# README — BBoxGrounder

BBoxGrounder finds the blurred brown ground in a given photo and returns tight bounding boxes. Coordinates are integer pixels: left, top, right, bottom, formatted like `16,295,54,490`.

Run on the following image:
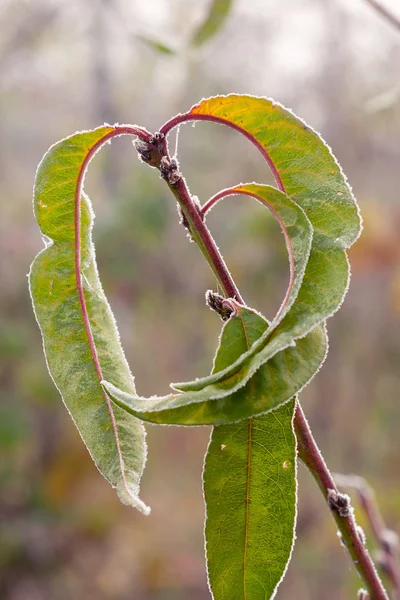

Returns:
0,1,399,598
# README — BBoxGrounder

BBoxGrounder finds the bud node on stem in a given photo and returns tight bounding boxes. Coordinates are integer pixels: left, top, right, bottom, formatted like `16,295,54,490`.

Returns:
206,291,236,321
328,489,352,518
134,132,165,168
160,156,181,185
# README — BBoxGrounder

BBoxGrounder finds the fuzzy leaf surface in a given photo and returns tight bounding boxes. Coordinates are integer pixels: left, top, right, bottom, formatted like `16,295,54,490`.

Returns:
204,400,297,600
30,127,149,513
163,98,361,393
103,184,324,425
103,306,327,425
203,299,297,599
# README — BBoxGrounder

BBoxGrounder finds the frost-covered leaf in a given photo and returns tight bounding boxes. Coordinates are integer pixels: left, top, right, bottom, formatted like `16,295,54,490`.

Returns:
191,0,234,47
103,183,327,425
103,306,327,425
29,127,149,513
159,98,361,393
170,95,360,247
203,298,297,600
204,400,297,600
30,94,363,600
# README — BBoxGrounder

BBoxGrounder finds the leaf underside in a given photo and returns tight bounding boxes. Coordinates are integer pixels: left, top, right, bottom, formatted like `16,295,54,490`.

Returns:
103,308,327,426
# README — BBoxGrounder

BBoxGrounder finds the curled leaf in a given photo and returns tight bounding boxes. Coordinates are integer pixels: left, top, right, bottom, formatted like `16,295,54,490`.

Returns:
103,183,326,425
103,306,327,426
30,127,149,513
159,98,361,393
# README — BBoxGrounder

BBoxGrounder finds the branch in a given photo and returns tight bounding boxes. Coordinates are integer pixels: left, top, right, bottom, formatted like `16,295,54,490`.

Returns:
140,134,390,600
295,407,389,600
334,473,400,599
364,0,400,32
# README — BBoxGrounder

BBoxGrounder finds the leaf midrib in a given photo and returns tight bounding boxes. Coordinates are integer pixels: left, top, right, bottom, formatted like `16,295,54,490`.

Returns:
237,311,252,599
73,130,132,499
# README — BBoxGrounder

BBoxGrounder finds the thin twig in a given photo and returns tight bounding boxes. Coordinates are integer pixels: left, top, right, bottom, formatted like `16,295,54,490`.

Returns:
294,406,389,600
335,473,400,599
143,132,390,599
364,0,400,32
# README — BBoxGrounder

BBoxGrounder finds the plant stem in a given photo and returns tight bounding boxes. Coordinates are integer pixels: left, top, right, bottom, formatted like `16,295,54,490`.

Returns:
295,405,389,600
334,473,400,599
155,139,390,600
166,175,241,302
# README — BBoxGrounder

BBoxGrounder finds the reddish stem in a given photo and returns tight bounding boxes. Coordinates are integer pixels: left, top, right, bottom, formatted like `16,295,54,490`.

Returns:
160,112,285,192
334,474,400,599
157,138,241,301
295,406,389,600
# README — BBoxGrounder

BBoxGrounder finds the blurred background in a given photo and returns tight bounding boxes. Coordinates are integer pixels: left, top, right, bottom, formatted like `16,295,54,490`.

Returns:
1,0,399,598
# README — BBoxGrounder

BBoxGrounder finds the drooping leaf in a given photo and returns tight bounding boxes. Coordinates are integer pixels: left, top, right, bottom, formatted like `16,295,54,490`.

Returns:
204,400,297,600
103,306,327,425
191,0,234,47
29,127,149,513
103,183,327,425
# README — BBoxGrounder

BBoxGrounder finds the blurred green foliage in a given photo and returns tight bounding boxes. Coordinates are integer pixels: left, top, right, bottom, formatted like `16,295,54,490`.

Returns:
0,0,399,598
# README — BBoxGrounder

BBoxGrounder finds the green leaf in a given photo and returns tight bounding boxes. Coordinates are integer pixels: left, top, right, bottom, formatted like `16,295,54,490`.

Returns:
204,400,297,600
191,0,234,47
204,283,297,599
29,127,149,513
103,184,327,425
103,306,327,425
181,95,360,246
104,302,300,597
137,35,177,55
162,98,361,393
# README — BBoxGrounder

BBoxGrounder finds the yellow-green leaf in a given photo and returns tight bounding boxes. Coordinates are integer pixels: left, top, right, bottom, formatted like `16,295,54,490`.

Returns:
30,127,149,513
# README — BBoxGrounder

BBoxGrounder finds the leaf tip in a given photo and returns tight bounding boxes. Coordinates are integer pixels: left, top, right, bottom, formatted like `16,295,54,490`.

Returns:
117,482,151,515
